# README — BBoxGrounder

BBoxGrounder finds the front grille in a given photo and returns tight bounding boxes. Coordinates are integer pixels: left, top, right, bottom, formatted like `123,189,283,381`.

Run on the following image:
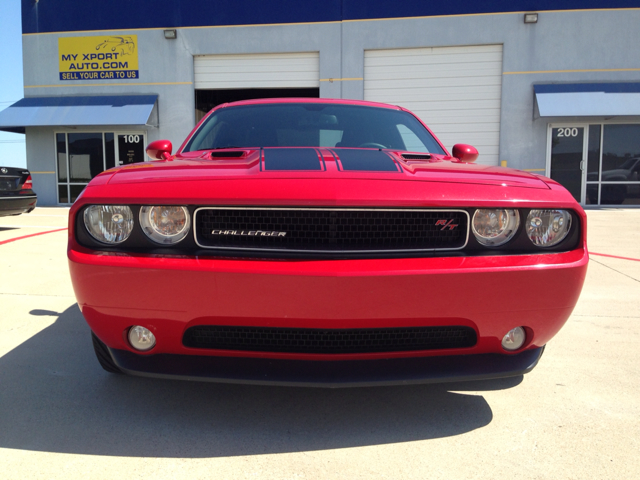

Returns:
183,325,477,354
194,208,468,253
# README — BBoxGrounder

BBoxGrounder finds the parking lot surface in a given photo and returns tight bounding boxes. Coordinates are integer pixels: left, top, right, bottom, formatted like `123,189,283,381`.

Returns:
0,207,638,479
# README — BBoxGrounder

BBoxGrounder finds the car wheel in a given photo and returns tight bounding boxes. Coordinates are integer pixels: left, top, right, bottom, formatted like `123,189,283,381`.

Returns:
91,332,123,374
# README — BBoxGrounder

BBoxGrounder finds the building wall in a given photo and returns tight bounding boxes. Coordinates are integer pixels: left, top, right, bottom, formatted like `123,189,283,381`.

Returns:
25,127,57,202
19,2,640,204
19,0,639,33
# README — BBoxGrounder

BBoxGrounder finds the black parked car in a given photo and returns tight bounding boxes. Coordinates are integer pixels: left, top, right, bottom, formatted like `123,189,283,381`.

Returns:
0,167,37,216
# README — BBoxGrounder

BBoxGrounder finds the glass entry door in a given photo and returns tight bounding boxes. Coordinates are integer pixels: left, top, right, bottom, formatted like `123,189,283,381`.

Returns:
55,131,147,204
548,123,640,205
116,133,146,165
548,125,587,203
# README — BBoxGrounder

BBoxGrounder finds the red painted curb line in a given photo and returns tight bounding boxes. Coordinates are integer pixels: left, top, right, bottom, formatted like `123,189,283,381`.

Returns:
0,227,68,246
591,252,640,263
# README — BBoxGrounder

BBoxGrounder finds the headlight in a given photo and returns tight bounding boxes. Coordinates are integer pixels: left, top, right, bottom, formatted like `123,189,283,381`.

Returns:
140,206,191,244
83,205,134,244
526,209,572,247
471,209,520,246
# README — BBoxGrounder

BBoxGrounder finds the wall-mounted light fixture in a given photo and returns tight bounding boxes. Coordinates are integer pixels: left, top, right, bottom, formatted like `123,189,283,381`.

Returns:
164,29,177,39
524,13,538,24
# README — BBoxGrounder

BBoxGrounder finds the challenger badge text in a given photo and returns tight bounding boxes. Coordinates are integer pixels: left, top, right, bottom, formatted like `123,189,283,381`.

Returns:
211,230,287,237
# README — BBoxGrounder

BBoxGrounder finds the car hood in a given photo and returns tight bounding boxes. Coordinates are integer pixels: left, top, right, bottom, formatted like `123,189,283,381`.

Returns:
105,147,550,190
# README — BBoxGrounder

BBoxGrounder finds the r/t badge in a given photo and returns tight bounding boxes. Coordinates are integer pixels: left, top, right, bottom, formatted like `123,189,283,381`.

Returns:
435,219,459,231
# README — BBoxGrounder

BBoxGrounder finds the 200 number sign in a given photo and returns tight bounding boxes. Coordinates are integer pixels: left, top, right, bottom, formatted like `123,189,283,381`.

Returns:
557,128,579,138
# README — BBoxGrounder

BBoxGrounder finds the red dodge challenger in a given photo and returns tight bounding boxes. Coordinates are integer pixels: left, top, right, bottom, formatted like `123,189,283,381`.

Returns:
68,98,588,387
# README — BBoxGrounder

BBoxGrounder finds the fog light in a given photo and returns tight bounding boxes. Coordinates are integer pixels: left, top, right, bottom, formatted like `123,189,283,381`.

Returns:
501,327,526,351
128,326,156,351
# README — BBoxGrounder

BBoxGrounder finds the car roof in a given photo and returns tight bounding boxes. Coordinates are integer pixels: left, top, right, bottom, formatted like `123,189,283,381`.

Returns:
217,97,401,110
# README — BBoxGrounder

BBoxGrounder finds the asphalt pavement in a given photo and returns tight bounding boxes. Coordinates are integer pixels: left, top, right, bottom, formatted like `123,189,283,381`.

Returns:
0,207,638,479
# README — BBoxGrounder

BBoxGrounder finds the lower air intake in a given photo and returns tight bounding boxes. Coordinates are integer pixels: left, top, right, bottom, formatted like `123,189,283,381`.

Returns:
183,325,477,354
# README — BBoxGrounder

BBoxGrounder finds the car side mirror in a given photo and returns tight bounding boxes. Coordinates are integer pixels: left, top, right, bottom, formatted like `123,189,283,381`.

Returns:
146,140,173,160
452,144,479,163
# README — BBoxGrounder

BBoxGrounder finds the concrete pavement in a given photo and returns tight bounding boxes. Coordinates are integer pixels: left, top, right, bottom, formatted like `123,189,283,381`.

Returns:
0,207,638,479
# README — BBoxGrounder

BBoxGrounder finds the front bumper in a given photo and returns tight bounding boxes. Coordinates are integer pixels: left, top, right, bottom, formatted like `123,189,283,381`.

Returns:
69,245,588,362
109,345,545,387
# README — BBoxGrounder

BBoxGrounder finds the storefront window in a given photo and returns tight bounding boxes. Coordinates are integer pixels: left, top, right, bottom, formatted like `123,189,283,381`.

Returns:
56,131,145,203
56,133,67,183
552,123,640,206
599,125,640,205
68,133,104,183
105,133,116,170
602,125,640,179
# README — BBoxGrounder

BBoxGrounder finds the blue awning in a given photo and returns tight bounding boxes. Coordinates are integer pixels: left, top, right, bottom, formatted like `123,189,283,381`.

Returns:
0,95,158,133
534,83,640,117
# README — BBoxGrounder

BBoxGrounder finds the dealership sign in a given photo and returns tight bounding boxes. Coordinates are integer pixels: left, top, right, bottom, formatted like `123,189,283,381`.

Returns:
58,35,139,81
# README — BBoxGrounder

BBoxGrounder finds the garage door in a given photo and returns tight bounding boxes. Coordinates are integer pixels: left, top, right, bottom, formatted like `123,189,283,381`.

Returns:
364,45,503,165
194,52,320,90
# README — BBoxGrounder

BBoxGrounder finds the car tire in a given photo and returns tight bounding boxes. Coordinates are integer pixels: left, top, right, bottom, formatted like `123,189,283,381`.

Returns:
91,332,123,374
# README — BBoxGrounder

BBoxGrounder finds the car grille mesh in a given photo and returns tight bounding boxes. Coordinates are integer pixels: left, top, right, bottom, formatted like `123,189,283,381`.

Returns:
183,325,477,354
195,208,467,253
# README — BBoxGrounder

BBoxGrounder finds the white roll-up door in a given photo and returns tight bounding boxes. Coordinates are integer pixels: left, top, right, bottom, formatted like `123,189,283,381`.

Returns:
364,45,503,165
194,52,320,90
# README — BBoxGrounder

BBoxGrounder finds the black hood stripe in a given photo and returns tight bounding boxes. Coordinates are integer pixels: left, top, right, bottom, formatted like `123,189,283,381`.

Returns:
260,147,401,173
331,148,401,172
263,148,323,171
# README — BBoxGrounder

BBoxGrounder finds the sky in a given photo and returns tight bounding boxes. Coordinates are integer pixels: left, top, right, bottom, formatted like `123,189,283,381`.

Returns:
0,0,27,168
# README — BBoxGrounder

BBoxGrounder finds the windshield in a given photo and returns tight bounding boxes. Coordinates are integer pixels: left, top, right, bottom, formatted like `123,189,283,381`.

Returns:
184,103,446,154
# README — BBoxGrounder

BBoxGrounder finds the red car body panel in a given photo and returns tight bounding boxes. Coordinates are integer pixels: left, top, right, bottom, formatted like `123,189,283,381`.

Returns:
68,98,588,385
69,247,586,362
